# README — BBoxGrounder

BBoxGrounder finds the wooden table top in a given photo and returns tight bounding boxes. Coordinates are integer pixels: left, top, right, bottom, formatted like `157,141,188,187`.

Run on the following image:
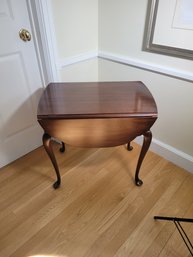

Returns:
37,81,157,119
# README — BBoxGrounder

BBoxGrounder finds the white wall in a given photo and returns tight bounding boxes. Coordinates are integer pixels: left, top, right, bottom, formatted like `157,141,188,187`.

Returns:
49,0,193,172
99,59,193,168
98,0,193,172
98,0,193,73
60,58,98,82
50,0,98,81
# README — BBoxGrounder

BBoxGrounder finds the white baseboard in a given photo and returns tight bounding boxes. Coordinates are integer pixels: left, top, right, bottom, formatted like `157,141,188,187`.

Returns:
98,51,193,82
46,48,193,82
135,136,193,174
58,51,98,69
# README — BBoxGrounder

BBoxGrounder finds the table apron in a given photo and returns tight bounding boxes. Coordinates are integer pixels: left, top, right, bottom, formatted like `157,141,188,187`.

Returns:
38,117,156,148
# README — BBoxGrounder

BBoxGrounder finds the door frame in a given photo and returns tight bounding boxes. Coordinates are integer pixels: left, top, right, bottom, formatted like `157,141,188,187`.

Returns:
27,0,59,84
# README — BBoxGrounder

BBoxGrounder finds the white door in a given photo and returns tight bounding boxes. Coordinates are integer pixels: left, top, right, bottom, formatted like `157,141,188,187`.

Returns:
0,0,44,167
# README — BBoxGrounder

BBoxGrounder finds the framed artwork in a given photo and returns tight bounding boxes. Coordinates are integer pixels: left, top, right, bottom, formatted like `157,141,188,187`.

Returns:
144,0,193,59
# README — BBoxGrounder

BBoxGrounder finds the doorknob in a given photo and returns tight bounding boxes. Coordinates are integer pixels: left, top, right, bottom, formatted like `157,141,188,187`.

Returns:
19,29,31,42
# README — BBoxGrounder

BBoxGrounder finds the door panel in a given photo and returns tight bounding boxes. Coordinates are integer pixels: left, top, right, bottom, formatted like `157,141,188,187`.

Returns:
0,0,13,19
0,53,35,137
0,0,44,167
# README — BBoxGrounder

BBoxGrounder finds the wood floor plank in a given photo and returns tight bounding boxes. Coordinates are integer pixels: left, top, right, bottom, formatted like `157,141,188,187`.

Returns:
113,169,193,257
0,142,192,257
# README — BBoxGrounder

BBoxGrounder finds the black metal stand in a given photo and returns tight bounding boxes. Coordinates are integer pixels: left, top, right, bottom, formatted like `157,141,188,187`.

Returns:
154,216,193,256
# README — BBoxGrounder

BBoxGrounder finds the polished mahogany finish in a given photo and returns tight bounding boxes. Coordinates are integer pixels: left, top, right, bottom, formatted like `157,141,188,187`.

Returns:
38,81,157,119
37,81,157,188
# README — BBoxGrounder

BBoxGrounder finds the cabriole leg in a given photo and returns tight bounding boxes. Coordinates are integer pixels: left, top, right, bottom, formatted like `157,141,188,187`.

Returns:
59,142,65,153
43,133,61,189
135,130,152,186
127,142,133,151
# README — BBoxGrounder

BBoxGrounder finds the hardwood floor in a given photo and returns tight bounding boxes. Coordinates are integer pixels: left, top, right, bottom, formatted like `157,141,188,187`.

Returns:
0,142,192,257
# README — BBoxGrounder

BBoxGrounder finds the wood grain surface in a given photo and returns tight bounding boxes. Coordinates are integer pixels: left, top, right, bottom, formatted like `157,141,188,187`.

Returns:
37,81,157,119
